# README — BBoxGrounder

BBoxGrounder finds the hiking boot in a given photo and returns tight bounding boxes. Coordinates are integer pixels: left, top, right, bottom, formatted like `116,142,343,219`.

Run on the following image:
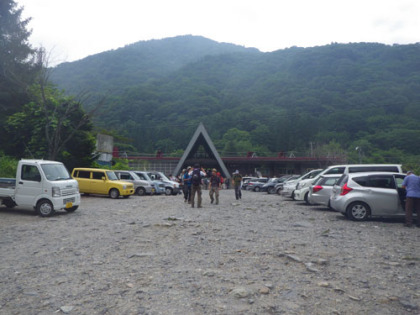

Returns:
211,199,214,204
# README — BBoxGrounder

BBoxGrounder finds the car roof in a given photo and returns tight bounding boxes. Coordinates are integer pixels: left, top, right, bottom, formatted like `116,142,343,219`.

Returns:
346,171,405,177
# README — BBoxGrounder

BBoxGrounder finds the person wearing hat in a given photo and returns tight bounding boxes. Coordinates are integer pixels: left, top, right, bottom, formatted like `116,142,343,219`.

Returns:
402,170,420,227
208,168,221,204
232,170,243,200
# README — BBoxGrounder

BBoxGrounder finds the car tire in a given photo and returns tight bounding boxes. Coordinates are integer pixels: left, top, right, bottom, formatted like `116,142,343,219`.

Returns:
109,188,120,199
165,187,173,196
36,199,55,217
267,187,275,194
254,186,260,192
304,192,311,205
346,201,370,221
136,187,146,196
292,191,296,200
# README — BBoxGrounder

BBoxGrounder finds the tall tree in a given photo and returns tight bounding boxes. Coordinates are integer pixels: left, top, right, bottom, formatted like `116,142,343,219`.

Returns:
0,0,37,113
0,0,38,153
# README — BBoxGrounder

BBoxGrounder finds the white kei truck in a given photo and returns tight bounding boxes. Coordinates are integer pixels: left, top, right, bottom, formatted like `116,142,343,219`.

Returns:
0,159,81,217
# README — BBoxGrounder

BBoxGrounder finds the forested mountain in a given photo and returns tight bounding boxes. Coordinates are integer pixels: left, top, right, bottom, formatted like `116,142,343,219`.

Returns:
50,36,420,163
51,35,259,96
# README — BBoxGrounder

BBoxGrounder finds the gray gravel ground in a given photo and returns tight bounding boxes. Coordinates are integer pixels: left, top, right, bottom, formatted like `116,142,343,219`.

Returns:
0,189,419,315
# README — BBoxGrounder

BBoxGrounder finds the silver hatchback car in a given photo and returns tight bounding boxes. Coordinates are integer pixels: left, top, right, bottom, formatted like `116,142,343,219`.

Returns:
308,175,341,207
330,172,407,221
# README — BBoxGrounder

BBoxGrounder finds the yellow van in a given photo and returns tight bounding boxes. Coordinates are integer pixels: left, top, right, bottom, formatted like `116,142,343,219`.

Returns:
72,168,134,199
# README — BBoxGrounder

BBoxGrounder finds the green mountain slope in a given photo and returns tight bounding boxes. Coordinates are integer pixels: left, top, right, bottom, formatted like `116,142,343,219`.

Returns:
51,35,260,96
50,37,420,161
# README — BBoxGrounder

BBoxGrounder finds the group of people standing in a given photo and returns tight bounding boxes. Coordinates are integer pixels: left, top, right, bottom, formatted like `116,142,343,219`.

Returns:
180,164,243,208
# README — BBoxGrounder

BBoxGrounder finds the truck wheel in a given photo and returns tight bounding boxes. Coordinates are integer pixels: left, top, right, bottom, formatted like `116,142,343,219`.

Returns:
36,200,55,217
3,199,16,208
109,189,120,199
65,206,78,212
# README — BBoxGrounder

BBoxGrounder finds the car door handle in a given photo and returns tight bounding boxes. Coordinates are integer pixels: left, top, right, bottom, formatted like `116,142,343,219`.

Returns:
19,181,23,184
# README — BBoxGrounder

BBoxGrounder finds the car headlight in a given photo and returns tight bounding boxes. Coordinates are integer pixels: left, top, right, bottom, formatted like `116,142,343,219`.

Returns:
52,187,61,197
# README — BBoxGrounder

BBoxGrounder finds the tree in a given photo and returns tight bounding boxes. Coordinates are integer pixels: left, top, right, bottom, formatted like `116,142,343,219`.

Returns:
5,89,96,168
0,0,37,114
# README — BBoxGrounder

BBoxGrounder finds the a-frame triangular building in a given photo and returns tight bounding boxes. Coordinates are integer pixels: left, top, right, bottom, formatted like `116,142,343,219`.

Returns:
173,123,230,179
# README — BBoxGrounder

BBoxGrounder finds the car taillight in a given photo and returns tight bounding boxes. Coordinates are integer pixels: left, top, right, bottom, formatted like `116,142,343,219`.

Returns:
340,183,352,196
312,185,323,193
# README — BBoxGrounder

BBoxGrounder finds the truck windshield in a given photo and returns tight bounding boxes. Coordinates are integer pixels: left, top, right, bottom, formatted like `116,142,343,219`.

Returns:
106,171,118,180
41,164,71,181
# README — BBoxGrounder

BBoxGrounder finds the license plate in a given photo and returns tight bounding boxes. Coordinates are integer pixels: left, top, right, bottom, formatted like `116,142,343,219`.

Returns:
65,202,73,208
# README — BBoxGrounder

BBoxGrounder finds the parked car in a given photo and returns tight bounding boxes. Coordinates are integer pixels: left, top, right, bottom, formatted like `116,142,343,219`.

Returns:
280,169,323,198
114,170,155,196
72,168,134,199
274,175,301,194
308,175,341,207
330,172,407,221
148,171,180,195
294,164,403,204
246,178,269,192
133,171,165,195
262,175,294,194
241,177,258,190
0,159,80,217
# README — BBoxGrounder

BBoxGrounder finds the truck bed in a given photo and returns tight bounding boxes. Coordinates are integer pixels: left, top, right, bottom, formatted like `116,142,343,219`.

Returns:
0,178,16,198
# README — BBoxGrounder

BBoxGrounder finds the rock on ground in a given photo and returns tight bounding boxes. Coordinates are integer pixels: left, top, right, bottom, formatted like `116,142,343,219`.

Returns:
0,190,419,314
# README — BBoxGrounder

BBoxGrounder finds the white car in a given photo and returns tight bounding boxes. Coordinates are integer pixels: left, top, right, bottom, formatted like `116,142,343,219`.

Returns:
280,169,323,198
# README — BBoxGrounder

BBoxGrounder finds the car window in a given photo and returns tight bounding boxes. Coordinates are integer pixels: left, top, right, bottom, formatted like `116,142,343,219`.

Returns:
320,177,339,186
136,173,146,180
324,167,345,175
92,171,105,180
106,171,118,180
119,173,132,180
349,166,400,173
76,170,90,178
367,175,395,189
394,175,405,188
21,165,41,182
352,176,368,187
336,174,349,186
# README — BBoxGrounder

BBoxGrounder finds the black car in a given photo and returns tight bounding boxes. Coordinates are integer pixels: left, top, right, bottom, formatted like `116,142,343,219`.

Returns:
262,175,296,194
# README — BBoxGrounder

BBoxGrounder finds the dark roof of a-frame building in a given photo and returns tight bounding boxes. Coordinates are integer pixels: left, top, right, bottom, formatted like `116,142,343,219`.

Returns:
173,122,230,178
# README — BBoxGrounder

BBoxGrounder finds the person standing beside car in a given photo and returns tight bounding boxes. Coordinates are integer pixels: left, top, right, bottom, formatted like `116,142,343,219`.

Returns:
402,171,420,227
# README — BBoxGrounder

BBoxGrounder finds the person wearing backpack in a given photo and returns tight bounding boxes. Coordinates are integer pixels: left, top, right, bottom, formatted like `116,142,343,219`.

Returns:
208,168,221,204
189,164,206,208
232,170,243,200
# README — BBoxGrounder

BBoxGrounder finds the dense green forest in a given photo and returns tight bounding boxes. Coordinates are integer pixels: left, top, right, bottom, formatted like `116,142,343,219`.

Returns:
51,36,420,167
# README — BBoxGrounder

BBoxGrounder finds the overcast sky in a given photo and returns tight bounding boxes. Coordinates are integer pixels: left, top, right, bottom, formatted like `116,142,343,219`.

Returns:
17,0,420,65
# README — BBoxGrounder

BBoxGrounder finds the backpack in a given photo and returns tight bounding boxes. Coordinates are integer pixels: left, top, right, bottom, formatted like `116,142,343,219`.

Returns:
191,168,201,186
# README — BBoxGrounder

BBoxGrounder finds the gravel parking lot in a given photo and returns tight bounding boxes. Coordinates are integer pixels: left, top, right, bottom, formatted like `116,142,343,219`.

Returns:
0,189,419,315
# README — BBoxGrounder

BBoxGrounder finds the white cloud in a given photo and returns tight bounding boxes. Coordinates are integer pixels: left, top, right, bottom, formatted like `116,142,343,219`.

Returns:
17,0,420,64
